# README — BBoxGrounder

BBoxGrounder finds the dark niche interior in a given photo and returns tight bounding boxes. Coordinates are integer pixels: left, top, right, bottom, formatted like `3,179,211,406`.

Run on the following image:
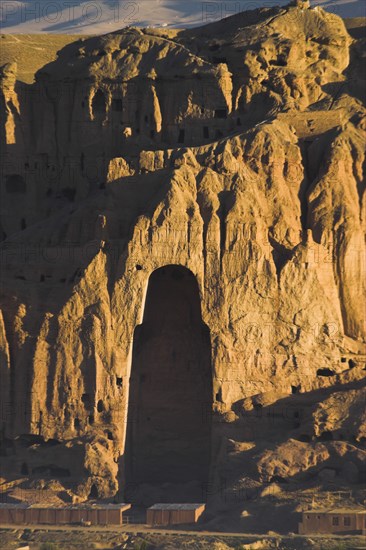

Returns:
124,265,212,503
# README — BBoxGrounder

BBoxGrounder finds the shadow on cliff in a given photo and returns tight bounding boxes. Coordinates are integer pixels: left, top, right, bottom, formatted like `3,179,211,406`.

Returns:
204,376,366,532
0,164,175,439
230,375,366,449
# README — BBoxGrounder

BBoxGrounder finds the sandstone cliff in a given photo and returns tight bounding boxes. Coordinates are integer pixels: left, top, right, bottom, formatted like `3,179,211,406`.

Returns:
0,2,365,518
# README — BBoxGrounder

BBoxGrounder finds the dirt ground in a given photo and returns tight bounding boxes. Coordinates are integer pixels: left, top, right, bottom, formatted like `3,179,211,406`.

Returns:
0,34,88,83
1,527,366,550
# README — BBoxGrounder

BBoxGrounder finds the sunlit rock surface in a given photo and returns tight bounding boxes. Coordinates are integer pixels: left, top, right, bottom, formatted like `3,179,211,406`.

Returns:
0,3,365,512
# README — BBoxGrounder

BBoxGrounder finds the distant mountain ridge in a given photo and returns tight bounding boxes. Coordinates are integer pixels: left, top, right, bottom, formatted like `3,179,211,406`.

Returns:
0,0,365,34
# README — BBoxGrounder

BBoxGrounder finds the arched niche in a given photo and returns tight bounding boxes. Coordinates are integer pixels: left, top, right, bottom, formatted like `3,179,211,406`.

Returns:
124,265,212,503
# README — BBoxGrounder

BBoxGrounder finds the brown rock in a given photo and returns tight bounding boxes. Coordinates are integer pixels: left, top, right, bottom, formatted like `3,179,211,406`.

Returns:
0,3,364,504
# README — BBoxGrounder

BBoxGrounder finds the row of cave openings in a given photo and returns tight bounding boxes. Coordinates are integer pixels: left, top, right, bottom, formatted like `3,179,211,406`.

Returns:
89,89,234,143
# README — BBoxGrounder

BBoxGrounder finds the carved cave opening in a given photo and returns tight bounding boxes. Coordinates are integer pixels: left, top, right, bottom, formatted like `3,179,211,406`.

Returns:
92,89,107,116
124,265,212,503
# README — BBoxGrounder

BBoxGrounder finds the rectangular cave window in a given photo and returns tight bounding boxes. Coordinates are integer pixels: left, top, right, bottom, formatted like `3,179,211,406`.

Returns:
112,98,123,112
61,188,76,202
343,516,351,526
116,377,123,387
212,56,227,64
92,90,107,115
81,393,91,409
178,129,185,143
6,174,26,194
332,516,339,526
203,126,209,139
214,109,227,119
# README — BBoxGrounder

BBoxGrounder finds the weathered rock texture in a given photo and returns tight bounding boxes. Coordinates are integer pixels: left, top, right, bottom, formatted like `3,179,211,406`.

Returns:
0,2,365,508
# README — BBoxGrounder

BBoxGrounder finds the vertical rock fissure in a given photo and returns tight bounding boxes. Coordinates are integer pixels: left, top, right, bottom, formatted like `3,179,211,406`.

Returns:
298,140,313,241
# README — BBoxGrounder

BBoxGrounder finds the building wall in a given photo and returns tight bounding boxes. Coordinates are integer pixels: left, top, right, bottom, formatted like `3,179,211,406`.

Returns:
299,512,366,534
147,505,205,526
0,506,124,525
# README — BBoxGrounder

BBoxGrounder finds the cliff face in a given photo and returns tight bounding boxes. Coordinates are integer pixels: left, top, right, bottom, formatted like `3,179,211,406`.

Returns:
0,3,365,511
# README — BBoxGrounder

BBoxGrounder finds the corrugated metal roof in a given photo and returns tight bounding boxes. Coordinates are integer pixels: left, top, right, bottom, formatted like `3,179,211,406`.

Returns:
0,503,29,509
305,508,366,514
0,503,130,510
148,503,205,510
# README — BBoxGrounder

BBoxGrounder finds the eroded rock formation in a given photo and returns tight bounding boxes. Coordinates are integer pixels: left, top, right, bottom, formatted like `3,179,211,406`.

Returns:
0,2,365,512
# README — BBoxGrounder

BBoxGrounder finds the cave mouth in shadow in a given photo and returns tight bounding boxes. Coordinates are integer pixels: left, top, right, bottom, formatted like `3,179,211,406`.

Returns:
124,265,212,504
